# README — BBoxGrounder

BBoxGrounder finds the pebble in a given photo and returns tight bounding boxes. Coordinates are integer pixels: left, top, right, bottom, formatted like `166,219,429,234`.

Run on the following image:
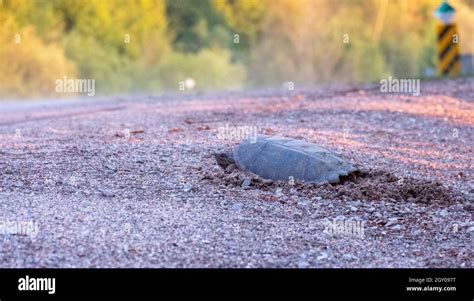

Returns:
275,188,283,196
13,181,24,188
463,193,474,202
365,206,376,213
317,252,328,261
99,189,115,198
241,178,251,189
231,203,243,211
342,196,352,202
297,260,310,268
183,183,192,192
385,217,399,227
63,186,77,194
103,163,117,172
31,183,44,191
293,212,303,220
392,225,403,231
297,200,310,208
439,209,448,217
342,254,357,261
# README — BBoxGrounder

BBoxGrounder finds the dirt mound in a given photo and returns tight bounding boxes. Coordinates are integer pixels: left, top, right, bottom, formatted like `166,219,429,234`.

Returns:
203,168,463,205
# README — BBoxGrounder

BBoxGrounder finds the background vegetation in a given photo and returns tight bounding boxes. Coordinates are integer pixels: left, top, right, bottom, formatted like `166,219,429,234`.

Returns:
0,0,473,98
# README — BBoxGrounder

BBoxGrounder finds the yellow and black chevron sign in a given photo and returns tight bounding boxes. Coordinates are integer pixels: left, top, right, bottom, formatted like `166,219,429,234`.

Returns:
437,24,461,76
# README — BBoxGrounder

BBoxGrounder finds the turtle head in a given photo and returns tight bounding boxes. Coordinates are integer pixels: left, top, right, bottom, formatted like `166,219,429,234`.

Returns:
213,151,236,169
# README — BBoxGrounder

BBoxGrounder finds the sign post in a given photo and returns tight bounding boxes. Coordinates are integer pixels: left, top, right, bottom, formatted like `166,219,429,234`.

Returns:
434,1,461,76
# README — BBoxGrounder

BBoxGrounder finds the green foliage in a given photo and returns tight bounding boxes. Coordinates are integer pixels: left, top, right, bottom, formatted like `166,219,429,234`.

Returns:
0,9,75,98
1,0,473,99
166,0,231,53
63,33,135,93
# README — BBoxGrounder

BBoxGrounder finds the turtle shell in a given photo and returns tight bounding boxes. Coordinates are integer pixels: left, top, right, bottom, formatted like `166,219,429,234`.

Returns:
233,135,358,184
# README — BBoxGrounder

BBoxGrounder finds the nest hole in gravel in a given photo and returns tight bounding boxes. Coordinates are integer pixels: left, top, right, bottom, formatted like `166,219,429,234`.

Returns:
202,167,463,206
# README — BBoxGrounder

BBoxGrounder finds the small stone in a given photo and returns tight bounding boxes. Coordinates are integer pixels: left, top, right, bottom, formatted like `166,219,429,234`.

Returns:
297,200,310,208
342,195,352,202
350,206,358,212
242,178,251,189
317,252,328,261
297,260,310,268
293,212,303,220
312,196,322,201
342,254,357,261
63,186,77,194
99,189,115,197
183,184,192,192
31,183,44,191
365,207,376,213
392,225,403,231
373,212,382,219
385,217,399,227
439,209,448,217
13,181,24,188
104,163,117,172
463,193,474,202
231,202,243,210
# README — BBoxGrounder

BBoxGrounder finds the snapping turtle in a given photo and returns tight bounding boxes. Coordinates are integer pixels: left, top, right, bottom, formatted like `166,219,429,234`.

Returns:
214,135,359,184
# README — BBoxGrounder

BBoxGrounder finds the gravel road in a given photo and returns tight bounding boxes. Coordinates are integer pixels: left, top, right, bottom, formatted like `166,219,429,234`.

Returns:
0,79,473,267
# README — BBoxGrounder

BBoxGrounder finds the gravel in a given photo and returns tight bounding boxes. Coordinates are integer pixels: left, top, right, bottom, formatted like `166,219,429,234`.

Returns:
0,79,473,267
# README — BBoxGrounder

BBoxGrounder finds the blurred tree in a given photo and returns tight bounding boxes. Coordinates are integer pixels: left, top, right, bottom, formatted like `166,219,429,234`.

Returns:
1,0,473,99
0,8,76,98
212,0,266,55
166,0,231,53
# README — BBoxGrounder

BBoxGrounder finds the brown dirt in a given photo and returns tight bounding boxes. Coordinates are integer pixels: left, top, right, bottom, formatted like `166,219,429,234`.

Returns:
204,167,464,205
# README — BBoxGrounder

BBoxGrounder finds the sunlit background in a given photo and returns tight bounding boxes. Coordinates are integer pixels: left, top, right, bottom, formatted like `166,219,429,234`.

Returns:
0,0,473,99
